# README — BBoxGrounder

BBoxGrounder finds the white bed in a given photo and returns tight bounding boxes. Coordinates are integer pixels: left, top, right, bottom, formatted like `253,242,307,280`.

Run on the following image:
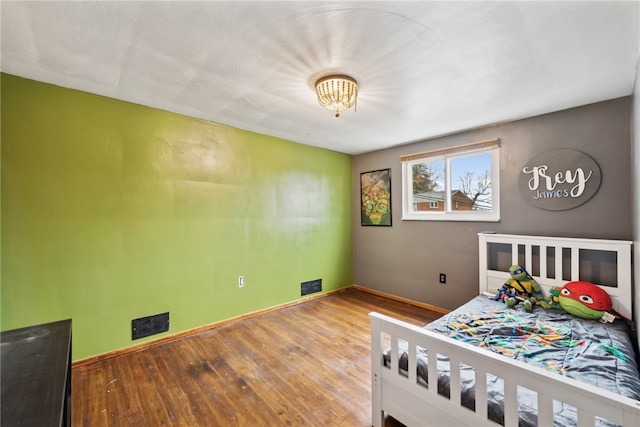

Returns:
370,233,640,427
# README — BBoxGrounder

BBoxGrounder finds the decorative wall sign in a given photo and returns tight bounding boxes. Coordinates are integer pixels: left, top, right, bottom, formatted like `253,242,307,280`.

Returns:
361,168,391,226
518,149,601,211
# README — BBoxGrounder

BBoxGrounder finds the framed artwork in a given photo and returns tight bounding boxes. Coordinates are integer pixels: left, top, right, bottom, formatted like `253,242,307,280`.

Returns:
360,168,392,226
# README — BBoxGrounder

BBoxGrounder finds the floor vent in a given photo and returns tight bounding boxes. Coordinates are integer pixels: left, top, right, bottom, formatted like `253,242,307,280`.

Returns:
132,312,169,340
301,279,322,296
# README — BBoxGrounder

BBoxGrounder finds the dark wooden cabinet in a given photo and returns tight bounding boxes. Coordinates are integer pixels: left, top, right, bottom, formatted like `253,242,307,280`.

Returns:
1,319,72,427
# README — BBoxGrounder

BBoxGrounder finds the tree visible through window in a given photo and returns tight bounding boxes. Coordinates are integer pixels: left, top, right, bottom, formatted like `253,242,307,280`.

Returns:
401,139,500,221
452,153,493,211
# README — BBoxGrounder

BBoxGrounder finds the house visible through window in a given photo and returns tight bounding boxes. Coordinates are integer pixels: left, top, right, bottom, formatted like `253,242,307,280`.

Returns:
401,138,500,221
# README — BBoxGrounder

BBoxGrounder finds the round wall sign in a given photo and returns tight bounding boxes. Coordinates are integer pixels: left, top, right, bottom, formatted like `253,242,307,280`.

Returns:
518,149,601,211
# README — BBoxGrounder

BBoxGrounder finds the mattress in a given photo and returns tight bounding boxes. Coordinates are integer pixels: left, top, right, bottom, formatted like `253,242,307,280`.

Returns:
386,295,640,427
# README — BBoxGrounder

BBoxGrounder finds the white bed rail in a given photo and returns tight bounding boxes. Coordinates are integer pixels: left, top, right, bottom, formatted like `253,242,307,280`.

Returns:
370,311,640,427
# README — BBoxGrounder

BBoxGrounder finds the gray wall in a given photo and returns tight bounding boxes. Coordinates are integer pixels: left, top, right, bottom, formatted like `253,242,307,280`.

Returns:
353,97,633,311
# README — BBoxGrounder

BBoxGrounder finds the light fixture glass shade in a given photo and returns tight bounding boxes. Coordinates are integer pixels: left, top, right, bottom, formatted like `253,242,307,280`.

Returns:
315,75,358,117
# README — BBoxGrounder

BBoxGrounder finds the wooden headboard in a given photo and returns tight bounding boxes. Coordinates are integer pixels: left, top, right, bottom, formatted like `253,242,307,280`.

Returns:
478,233,633,320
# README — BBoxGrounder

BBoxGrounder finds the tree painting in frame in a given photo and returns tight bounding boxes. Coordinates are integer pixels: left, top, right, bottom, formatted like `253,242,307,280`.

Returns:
361,168,392,226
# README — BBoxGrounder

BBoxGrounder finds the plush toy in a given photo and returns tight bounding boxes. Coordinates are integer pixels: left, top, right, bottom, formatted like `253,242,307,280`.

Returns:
546,286,563,309
495,265,549,312
558,281,613,320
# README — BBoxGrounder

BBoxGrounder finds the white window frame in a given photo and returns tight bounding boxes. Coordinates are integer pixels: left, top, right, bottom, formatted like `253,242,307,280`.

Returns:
401,138,501,222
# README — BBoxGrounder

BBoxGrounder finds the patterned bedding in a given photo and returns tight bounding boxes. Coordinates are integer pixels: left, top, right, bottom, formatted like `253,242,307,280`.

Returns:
387,295,640,426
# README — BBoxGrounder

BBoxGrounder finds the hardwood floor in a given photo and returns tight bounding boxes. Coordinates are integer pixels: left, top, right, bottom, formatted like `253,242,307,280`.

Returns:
72,287,441,426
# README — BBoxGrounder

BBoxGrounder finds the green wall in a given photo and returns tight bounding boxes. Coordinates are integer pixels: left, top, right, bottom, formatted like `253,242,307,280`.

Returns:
1,74,354,360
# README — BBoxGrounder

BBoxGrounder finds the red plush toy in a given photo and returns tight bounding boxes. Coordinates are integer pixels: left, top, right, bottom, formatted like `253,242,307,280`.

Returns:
558,281,612,320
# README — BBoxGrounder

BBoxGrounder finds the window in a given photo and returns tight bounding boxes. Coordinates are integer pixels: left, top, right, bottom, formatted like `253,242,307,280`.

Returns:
401,138,500,221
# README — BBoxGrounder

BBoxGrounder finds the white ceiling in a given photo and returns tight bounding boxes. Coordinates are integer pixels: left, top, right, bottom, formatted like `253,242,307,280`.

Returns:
2,1,639,155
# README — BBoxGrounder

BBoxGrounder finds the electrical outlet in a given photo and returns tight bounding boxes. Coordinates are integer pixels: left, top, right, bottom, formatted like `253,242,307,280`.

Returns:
439,273,446,284
238,276,245,288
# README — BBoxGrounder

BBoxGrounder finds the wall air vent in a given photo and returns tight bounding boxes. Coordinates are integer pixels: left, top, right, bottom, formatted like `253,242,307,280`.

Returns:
301,279,322,296
132,312,169,340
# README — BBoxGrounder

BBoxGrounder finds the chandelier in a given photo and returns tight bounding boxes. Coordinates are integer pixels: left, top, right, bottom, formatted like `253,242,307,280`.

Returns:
315,75,358,117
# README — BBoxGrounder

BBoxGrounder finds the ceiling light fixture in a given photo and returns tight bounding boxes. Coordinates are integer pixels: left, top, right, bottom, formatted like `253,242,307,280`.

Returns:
315,75,358,118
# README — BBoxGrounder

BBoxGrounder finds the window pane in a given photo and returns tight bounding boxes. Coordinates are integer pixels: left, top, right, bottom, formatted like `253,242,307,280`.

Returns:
450,153,492,212
401,142,499,222
412,160,445,212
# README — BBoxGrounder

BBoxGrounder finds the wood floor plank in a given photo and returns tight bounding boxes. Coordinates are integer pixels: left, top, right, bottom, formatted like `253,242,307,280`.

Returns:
72,288,441,426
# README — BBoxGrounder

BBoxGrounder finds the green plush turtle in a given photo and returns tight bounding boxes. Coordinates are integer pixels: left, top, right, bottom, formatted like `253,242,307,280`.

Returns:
546,286,563,309
498,265,549,312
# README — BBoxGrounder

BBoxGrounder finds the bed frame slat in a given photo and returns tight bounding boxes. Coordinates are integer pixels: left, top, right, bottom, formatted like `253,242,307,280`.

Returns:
407,342,417,384
503,379,518,427
475,369,488,419
538,394,553,426
390,335,399,374
571,246,580,281
539,244,548,280
555,245,562,282
578,410,596,427
449,357,461,406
